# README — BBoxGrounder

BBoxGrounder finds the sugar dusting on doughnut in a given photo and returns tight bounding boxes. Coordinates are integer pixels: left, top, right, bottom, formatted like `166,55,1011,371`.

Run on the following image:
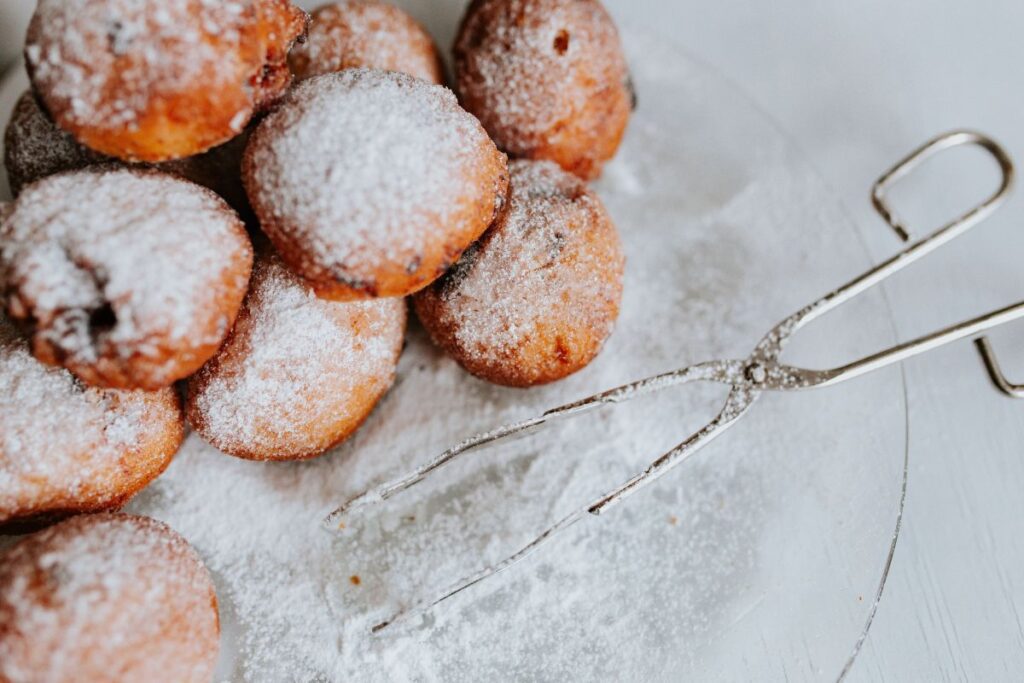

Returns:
187,254,406,461
243,68,509,300
414,159,624,386
290,1,444,84
0,317,183,530
25,0,307,161
1,167,253,389
454,0,632,179
0,514,218,682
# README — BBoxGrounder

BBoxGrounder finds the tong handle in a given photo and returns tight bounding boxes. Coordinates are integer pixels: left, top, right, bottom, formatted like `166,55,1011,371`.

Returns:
871,129,1014,243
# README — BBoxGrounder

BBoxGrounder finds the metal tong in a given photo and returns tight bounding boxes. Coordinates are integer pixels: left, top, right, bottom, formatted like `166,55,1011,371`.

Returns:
325,130,1024,632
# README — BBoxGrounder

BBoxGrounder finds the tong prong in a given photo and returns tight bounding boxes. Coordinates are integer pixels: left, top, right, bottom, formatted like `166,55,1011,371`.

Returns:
323,361,736,530
369,385,753,633
976,337,1024,398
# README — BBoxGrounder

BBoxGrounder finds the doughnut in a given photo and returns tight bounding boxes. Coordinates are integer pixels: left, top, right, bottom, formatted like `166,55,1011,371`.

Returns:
1,168,253,390
0,514,218,683
187,253,406,461
243,68,509,301
3,90,251,213
453,0,633,180
413,159,624,387
25,0,308,162
0,316,183,533
290,1,444,84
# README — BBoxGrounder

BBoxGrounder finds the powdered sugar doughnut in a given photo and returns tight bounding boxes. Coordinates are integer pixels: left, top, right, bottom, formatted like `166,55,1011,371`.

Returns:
243,69,509,301
0,317,183,532
290,1,443,84
1,168,253,390
187,253,406,461
25,0,308,162
0,514,218,683
453,0,633,180
4,90,251,212
414,160,624,387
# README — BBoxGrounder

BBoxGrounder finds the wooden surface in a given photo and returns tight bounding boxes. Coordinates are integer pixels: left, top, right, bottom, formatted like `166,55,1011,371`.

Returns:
2,0,1021,678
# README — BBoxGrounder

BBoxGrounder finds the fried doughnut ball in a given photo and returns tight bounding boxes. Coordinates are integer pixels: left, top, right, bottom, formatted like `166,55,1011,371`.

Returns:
414,160,624,387
453,0,633,180
25,0,308,162
0,514,219,683
0,317,183,533
1,168,253,390
3,90,251,212
187,253,406,461
243,69,509,301
290,1,444,84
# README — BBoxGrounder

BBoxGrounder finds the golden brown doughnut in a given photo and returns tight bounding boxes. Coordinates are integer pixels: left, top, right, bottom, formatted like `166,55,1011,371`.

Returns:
1,168,253,390
0,317,183,533
414,159,624,387
25,0,308,162
290,1,444,84
0,514,219,683
3,90,251,213
243,69,509,301
453,0,633,180
187,253,406,461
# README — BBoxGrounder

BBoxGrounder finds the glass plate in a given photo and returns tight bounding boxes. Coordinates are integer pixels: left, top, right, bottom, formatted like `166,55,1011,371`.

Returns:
0,13,907,682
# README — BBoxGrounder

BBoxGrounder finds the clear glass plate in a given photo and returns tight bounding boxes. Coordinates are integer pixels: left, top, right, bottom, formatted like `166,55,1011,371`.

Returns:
0,13,907,682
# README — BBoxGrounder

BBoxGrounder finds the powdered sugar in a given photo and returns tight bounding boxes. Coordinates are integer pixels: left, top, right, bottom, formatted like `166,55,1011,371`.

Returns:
0,167,251,388
188,255,406,460
453,0,629,161
290,1,443,84
418,159,623,384
26,0,252,130
0,514,218,683
23,0,307,162
0,316,181,524
244,69,502,283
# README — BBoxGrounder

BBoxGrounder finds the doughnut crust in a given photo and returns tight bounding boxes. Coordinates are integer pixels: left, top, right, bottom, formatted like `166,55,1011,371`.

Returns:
0,514,219,683
25,0,308,162
3,90,251,212
0,317,183,533
1,168,253,390
187,253,407,461
290,1,444,84
414,160,624,387
453,0,632,180
243,69,509,301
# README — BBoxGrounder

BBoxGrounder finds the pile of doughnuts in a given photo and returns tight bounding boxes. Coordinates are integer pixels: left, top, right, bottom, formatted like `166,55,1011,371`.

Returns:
1,0,632,677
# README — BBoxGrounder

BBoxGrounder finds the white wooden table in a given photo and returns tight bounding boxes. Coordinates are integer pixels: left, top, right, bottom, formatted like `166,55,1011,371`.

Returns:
2,1,1021,679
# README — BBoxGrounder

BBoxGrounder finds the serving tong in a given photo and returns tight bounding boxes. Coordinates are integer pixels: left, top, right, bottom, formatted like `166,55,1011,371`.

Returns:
325,130,1023,632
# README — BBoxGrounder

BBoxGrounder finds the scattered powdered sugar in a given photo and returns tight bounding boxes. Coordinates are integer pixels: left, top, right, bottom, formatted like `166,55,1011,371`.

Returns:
25,0,252,130
0,168,250,386
421,159,623,382
0,316,181,524
290,1,442,84
0,514,218,682
245,69,498,275
188,255,406,460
